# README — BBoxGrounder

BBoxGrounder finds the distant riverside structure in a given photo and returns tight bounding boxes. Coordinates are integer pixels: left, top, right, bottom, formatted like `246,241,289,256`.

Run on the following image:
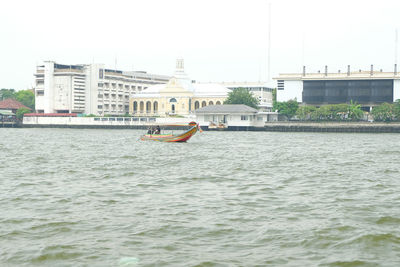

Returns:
274,65,400,110
219,82,274,111
34,61,170,115
0,98,31,114
130,59,230,117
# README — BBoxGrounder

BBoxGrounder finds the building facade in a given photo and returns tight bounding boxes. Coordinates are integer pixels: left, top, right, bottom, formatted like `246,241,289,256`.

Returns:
130,59,230,117
34,61,170,115
219,82,274,111
275,65,400,110
195,104,271,128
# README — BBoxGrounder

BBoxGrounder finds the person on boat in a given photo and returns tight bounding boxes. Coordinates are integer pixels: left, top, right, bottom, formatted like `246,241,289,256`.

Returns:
147,127,153,134
154,125,161,134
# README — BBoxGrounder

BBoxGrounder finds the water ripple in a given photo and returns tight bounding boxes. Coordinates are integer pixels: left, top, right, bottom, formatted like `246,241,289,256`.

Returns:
1,129,400,266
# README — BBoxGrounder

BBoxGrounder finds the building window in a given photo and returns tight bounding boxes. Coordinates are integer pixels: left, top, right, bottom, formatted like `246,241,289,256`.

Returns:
99,69,104,79
241,115,248,121
169,98,177,103
277,80,284,90
146,101,151,113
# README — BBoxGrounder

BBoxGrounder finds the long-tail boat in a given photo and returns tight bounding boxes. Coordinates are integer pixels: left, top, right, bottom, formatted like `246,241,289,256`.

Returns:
140,121,200,142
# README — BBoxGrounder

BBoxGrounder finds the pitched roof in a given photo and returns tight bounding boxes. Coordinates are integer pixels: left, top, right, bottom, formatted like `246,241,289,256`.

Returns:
195,104,258,114
0,98,31,110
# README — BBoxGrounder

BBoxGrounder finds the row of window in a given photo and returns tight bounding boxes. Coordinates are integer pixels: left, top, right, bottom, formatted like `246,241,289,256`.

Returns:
98,83,147,90
93,117,157,122
303,80,394,104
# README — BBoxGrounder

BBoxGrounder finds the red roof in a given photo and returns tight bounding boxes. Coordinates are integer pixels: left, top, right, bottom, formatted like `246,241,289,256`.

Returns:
0,98,31,110
24,113,77,117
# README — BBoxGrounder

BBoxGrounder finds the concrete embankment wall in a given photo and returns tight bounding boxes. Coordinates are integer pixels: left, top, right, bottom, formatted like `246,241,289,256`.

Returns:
22,116,193,130
263,122,400,133
205,122,400,133
21,116,400,133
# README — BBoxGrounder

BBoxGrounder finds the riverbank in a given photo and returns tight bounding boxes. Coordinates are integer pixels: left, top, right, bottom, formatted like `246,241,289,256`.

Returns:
20,120,400,133
261,122,400,133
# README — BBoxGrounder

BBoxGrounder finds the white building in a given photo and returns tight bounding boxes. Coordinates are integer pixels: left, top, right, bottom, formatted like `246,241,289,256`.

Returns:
34,61,170,115
274,65,400,110
220,82,274,111
195,104,275,128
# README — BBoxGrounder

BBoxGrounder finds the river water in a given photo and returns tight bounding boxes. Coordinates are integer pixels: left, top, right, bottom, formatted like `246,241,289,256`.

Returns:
1,128,400,266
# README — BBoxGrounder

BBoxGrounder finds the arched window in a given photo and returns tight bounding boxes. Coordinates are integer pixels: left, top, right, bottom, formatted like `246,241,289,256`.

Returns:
153,101,158,113
201,101,207,107
194,101,200,110
146,101,151,113
171,104,175,113
139,101,144,113
209,101,214,106
133,101,138,112
216,101,221,105
169,98,177,103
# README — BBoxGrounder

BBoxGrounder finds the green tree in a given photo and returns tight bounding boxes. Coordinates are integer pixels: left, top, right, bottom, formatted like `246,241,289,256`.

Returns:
224,87,259,109
0,88,16,100
15,90,35,109
393,99,400,120
348,100,364,121
371,103,394,122
274,99,299,119
16,107,31,120
296,105,317,120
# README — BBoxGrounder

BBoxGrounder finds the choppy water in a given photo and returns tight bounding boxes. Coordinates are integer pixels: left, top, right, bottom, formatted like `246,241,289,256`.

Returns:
1,128,400,266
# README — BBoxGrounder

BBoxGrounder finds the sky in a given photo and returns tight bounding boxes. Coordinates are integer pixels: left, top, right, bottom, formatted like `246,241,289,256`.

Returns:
1,0,400,90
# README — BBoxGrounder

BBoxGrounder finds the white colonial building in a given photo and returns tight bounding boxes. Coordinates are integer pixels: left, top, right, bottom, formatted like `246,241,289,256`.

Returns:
130,59,231,117
34,61,170,115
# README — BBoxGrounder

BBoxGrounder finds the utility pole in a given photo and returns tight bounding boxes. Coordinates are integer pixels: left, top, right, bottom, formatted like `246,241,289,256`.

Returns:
267,2,271,82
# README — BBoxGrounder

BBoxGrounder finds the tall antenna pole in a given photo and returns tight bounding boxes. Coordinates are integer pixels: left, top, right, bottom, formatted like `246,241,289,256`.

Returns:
395,28,398,66
267,2,271,82
302,32,305,67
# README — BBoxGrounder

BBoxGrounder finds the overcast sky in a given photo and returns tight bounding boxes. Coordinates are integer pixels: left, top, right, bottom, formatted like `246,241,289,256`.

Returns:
1,0,400,90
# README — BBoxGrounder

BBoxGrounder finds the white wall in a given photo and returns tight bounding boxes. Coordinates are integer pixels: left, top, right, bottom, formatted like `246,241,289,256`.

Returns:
23,116,193,126
197,113,266,127
43,61,54,113
394,79,400,102
276,80,302,103
53,76,72,111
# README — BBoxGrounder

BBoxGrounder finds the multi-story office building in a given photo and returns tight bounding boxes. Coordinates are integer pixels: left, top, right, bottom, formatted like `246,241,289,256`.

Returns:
275,65,400,110
220,82,274,111
34,61,170,115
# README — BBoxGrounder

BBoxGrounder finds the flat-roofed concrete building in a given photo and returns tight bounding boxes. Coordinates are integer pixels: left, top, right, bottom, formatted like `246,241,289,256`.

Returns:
34,61,170,115
274,65,400,110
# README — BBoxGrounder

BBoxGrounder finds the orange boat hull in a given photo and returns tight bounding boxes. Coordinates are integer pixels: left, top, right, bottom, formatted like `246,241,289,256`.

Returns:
140,124,198,142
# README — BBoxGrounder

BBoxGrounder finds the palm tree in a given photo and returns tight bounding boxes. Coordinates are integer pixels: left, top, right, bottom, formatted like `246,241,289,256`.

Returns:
348,100,363,121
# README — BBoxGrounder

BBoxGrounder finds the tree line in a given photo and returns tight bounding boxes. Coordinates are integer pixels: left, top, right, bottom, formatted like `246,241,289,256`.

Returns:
273,99,400,122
